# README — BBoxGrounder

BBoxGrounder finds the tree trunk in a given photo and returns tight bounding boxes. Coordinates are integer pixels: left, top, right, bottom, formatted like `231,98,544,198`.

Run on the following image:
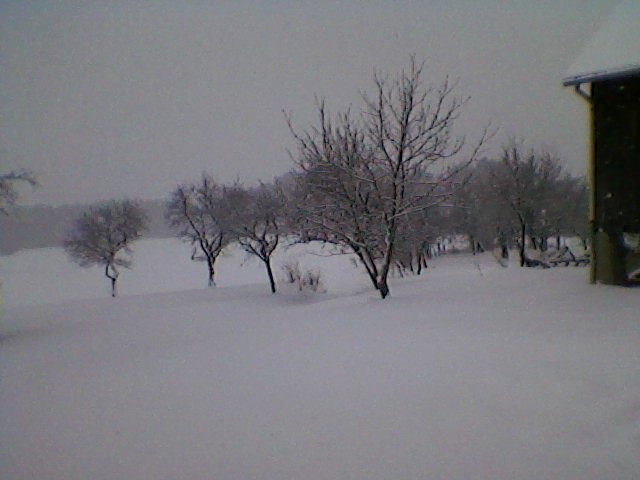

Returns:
377,276,390,299
265,258,277,293
531,237,539,250
416,258,423,275
105,264,118,297
519,222,527,267
206,256,216,287
354,248,380,292
580,236,588,250
377,236,395,299
416,251,426,275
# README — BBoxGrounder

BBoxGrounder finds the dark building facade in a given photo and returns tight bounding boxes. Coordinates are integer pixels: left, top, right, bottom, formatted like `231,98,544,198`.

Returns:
590,76,640,284
563,2,640,285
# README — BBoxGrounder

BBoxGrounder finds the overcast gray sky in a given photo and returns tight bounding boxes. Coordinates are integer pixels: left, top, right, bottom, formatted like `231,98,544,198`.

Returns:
1,0,615,206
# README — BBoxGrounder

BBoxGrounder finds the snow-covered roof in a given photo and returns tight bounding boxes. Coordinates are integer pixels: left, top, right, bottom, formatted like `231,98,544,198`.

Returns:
563,0,640,86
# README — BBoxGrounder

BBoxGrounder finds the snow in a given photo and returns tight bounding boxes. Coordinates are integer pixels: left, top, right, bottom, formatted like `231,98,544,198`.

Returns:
0,238,369,308
563,0,640,85
1,239,640,479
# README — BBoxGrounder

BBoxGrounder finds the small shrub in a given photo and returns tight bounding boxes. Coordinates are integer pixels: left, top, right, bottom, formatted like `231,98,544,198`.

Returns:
281,261,325,293
282,260,300,285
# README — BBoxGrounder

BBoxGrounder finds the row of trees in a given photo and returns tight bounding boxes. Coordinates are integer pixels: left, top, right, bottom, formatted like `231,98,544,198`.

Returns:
59,57,588,299
449,146,588,266
63,141,587,299
165,175,286,293
63,178,287,297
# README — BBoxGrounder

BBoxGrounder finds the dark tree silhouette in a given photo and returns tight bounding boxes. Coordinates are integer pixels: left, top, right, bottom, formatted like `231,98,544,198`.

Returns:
221,182,286,293
64,199,148,297
166,173,229,287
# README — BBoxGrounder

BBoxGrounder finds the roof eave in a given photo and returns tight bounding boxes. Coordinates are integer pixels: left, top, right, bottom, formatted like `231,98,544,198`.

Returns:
563,64,640,86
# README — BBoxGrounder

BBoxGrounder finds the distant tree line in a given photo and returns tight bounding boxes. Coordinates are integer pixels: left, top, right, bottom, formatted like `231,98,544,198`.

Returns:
165,174,287,292
448,142,589,267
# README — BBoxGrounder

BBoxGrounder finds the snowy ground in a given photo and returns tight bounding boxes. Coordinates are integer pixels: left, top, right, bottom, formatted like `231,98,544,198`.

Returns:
1,239,639,480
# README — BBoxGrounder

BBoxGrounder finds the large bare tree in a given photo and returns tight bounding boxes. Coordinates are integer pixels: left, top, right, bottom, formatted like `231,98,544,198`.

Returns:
64,199,148,297
288,57,489,298
166,173,229,287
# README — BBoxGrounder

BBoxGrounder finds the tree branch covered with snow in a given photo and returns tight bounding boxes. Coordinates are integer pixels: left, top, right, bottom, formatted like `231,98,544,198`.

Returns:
286,56,490,298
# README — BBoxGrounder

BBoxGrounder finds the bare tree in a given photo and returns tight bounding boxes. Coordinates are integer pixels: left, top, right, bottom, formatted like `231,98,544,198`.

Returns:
490,142,571,265
449,159,512,256
222,182,286,293
64,199,148,297
287,108,386,292
166,173,229,287
0,169,38,214
287,57,489,298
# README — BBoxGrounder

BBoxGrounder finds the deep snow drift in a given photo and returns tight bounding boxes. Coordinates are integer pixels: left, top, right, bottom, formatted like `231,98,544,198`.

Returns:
1,239,639,480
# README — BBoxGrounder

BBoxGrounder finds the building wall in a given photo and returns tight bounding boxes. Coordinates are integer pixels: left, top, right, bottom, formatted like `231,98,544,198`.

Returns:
592,77,640,284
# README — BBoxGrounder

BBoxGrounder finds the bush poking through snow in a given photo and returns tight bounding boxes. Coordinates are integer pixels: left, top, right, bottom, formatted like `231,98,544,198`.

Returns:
281,261,325,293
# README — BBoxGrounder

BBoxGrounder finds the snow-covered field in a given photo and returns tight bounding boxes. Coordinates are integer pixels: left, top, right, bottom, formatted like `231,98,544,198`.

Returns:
1,239,639,480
